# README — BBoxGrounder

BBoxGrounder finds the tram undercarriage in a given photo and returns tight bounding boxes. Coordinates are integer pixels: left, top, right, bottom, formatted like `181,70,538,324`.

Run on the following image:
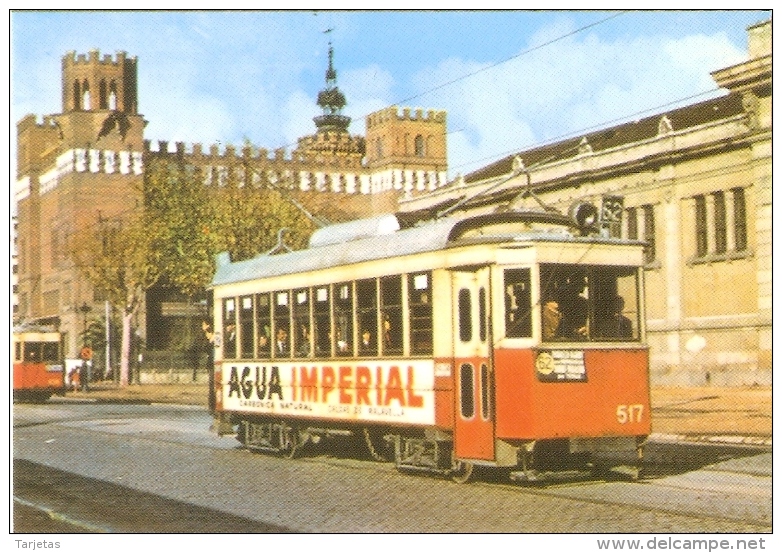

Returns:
220,414,644,483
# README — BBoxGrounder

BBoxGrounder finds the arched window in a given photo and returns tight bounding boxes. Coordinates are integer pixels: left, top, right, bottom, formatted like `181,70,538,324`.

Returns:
414,135,424,157
73,81,81,111
81,80,91,110
376,137,383,159
108,81,117,110
99,79,108,109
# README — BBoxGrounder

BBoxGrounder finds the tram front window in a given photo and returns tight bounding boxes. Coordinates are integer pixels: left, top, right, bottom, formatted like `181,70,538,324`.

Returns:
539,264,640,342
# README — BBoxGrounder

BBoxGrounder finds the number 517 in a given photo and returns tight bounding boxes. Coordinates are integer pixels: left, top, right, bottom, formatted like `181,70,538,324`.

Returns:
616,404,644,424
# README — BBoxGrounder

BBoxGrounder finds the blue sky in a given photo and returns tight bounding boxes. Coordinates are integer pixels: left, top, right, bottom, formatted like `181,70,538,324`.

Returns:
10,9,771,177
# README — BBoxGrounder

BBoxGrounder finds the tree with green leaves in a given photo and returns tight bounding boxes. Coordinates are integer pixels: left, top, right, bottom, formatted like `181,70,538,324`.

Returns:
70,212,163,386
144,158,220,298
144,155,315,380
212,169,315,261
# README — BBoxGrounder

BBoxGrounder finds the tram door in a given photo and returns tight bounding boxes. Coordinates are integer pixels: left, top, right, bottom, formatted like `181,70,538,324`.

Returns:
451,267,495,461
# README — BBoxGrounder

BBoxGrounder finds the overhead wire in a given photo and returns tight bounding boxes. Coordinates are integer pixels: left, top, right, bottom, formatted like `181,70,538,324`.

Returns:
17,11,753,262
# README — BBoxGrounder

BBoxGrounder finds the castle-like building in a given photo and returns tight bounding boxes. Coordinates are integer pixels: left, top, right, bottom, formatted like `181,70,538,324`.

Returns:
15,46,448,366
15,19,771,386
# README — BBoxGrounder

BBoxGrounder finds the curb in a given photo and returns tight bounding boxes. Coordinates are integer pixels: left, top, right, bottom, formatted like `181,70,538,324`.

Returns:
13,496,112,534
649,432,772,448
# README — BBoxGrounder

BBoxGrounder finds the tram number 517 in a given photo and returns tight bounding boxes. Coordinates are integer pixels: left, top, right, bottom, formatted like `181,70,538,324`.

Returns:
616,404,644,424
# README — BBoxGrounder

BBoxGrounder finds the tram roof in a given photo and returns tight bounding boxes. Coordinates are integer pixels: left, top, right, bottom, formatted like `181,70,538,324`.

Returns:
210,211,639,288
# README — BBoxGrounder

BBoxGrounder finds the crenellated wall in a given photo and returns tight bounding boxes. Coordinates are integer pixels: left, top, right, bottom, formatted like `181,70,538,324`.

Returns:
142,136,446,196
366,106,447,127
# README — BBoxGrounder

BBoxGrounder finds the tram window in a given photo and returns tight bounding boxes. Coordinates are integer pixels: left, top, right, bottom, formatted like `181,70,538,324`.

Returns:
273,291,291,358
593,268,639,341
240,295,254,359
458,288,472,342
334,283,354,356
504,269,532,338
293,288,312,357
408,272,433,355
539,265,640,342
15,342,21,362
460,363,475,419
42,342,59,363
24,343,42,362
480,363,491,421
314,286,331,357
356,279,378,356
223,298,237,359
256,293,271,357
479,287,487,342
380,275,403,355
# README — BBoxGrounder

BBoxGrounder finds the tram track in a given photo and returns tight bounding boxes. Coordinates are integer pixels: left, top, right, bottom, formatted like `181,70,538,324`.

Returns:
14,404,771,532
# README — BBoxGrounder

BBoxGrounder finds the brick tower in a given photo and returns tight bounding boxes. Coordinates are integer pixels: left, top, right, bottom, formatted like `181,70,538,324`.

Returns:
15,50,146,356
364,105,448,193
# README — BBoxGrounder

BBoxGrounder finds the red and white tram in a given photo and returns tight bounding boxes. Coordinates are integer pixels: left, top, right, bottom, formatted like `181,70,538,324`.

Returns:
210,208,651,481
13,326,66,403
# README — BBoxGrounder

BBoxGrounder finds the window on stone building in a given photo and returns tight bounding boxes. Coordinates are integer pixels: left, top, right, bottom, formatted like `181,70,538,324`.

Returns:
376,138,383,159
643,204,656,263
713,191,727,254
99,79,108,109
81,80,91,110
109,81,118,110
694,195,708,258
733,188,747,251
624,204,656,264
626,207,638,240
692,189,749,262
73,81,81,111
415,135,425,157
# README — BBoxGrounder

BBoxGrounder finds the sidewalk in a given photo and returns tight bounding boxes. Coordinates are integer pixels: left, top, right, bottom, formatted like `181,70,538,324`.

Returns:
649,386,771,447
65,382,772,446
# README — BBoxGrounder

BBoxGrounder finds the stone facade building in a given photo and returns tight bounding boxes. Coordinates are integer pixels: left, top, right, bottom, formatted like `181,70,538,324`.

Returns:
399,20,772,386
15,46,448,365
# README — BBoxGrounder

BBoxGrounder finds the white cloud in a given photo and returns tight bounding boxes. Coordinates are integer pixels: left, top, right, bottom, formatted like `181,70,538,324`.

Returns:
340,64,395,135
144,92,236,150
409,19,749,177
282,90,318,147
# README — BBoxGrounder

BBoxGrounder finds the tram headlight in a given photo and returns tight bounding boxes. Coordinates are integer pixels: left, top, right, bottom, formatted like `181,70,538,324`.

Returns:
569,201,599,234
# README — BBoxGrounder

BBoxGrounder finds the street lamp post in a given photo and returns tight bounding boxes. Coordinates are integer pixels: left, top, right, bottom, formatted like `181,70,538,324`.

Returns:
78,302,92,391
79,302,91,338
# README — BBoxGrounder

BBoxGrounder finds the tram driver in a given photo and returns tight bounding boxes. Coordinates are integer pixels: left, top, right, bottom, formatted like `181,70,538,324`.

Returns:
541,296,563,341
557,276,589,340
597,296,633,339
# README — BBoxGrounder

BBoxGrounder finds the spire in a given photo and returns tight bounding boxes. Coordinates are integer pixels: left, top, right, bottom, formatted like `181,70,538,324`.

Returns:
314,40,351,132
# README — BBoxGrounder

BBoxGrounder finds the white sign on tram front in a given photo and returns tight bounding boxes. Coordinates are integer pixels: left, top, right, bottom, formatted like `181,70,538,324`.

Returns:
220,360,436,425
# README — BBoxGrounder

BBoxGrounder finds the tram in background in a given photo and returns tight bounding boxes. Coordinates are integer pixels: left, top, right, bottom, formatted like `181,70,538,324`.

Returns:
209,205,651,482
12,326,66,403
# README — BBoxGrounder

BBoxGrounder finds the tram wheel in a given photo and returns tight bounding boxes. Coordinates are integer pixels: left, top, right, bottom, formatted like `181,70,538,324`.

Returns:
280,426,299,459
363,427,392,462
451,461,475,484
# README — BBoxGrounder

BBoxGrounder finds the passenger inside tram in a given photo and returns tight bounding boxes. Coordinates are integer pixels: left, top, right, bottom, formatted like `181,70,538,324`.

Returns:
556,276,589,340
360,329,376,356
257,332,270,356
297,324,312,356
541,296,563,341
596,296,633,339
274,327,289,356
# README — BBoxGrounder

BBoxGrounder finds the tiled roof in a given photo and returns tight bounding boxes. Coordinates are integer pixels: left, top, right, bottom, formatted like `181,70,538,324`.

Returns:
464,93,745,184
